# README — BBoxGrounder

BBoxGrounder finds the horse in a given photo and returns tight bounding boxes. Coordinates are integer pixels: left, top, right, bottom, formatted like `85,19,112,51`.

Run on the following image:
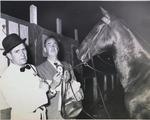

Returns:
76,8,150,119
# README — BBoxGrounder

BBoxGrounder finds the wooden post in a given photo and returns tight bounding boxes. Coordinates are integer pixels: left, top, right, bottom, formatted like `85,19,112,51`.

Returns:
71,45,74,66
104,75,107,100
93,76,98,102
111,74,114,91
104,75,107,91
56,18,62,35
90,57,99,103
74,29,78,41
30,4,37,24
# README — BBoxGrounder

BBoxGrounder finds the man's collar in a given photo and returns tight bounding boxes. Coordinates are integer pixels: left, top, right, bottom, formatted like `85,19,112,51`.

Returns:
47,58,61,64
9,63,30,72
47,58,62,69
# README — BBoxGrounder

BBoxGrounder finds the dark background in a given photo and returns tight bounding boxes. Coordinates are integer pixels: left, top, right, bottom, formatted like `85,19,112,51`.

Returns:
1,1,150,43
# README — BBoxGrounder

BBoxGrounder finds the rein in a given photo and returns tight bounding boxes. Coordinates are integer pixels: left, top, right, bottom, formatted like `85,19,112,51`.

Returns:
72,62,85,69
72,60,108,74
84,62,104,74
73,56,113,75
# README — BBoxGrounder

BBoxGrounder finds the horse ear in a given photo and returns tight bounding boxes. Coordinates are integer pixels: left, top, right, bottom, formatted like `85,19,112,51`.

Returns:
100,7,111,24
100,7,110,19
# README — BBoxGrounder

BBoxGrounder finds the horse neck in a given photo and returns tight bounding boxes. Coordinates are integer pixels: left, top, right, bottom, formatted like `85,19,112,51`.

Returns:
113,26,150,91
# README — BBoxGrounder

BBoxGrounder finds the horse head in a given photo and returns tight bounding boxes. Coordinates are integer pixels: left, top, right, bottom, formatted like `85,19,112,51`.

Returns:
76,7,118,63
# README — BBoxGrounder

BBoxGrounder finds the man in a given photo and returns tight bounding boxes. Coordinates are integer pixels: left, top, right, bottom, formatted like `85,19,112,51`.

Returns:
0,33,48,120
37,36,84,119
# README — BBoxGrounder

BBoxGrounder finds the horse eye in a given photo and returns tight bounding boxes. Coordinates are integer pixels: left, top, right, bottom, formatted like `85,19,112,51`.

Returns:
101,17,110,24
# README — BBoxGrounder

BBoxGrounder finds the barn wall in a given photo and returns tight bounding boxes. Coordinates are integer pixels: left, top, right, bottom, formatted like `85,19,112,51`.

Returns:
0,13,79,70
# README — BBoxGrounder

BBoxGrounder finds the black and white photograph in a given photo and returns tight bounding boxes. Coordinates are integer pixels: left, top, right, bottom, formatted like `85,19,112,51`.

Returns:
0,1,150,119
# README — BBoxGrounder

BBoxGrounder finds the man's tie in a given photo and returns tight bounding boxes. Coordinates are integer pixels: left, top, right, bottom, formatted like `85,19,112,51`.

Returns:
20,64,31,72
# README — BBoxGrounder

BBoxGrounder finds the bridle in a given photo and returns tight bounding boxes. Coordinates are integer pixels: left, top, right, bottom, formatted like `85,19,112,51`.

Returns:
74,22,111,73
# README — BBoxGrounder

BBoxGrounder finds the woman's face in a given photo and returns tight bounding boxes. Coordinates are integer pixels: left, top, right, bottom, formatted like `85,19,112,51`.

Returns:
45,38,59,58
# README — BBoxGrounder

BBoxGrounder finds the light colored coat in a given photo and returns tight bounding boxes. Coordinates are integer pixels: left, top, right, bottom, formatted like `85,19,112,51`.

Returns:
0,63,48,120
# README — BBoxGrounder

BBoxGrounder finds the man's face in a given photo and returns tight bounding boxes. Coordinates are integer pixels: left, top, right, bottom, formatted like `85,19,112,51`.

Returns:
45,38,59,58
8,43,27,66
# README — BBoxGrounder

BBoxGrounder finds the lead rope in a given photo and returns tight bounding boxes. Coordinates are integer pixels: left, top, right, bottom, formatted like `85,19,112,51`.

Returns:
61,75,67,118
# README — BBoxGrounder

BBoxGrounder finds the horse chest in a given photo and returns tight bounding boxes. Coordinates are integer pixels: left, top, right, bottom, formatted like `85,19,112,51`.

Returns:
122,58,150,118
